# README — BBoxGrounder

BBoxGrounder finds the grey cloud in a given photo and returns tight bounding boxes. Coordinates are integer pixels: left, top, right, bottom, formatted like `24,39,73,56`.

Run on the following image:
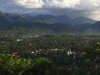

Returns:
0,0,100,20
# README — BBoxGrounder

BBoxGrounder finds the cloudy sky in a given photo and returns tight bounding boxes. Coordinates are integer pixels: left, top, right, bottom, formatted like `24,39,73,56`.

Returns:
0,0,100,20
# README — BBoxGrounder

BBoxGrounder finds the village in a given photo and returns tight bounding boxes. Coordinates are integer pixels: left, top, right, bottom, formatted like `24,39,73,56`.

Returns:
0,34,99,72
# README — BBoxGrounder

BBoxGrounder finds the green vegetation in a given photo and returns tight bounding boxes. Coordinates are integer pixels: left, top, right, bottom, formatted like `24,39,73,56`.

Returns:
0,54,89,75
0,54,54,75
0,34,99,74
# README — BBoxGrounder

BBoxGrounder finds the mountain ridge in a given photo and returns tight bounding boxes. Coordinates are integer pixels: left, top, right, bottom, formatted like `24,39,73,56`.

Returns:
0,11,100,35
0,11,96,26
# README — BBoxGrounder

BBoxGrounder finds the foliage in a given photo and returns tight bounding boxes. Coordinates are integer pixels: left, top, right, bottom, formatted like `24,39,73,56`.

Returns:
84,42,100,74
0,54,32,75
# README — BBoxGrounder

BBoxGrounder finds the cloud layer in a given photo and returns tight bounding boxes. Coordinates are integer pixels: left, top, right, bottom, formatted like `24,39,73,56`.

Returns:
15,0,80,8
0,0,100,20
14,0,100,9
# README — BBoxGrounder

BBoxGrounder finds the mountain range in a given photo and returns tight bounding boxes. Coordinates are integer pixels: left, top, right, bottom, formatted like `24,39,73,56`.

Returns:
0,11,96,25
0,11,100,35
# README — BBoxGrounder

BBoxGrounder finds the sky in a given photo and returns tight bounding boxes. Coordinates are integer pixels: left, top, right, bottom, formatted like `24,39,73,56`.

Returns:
0,0,100,20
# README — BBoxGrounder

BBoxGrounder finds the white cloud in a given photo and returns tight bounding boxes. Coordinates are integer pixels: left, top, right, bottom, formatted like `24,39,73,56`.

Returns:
13,0,100,9
14,0,80,9
85,10,100,21
15,0,44,8
43,0,80,8
76,0,100,10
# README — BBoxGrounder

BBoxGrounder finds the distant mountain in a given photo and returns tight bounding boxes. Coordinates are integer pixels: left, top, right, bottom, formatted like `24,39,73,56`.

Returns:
0,11,13,27
34,14,56,24
89,21,100,30
33,15,96,25
0,11,96,26
0,11,5,16
79,21,100,30
0,11,99,34
5,13,28,22
22,14,35,22
33,15,73,24
56,15,72,24
73,17,96,24
11,22,70,33
73,21,100,34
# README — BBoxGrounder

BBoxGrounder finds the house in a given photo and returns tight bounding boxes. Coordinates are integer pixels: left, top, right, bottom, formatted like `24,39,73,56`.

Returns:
12,52,19,56
29,43,32,46
17,39,22,41
28,51,34,54
81,52,86,56
67,51,73,55
65,49,74,55
44,52,48,55
51,48,58,51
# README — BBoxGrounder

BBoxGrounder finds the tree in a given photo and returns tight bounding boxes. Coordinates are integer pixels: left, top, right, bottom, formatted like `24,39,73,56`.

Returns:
0,54,32,75
30,57,55,75
84,42,100,73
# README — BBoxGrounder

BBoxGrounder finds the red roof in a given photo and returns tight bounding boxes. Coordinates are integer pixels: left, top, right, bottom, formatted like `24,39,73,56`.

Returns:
82,52,86,55
13,52,18,55
45,52,47,55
